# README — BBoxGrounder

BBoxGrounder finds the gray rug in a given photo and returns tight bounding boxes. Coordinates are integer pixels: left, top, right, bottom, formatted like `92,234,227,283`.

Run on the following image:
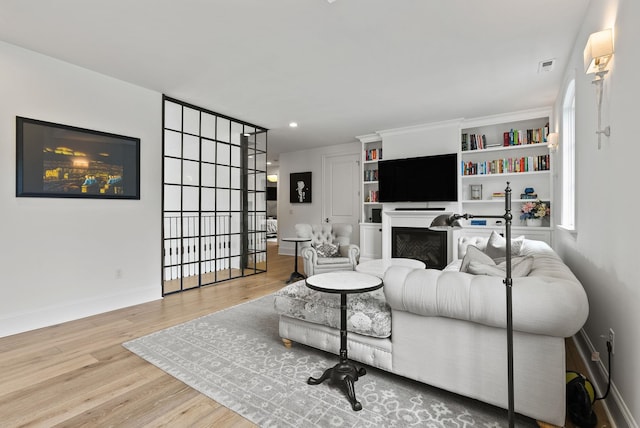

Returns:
123,295,536,427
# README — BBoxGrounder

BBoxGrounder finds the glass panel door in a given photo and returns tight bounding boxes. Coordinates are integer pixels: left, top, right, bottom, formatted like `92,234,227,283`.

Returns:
162,96,267,295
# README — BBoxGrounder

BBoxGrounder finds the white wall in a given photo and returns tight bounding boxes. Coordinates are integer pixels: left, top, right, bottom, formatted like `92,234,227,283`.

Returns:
378,119,461,160
278,141,360,255
0,42,162,337
552,0,639,424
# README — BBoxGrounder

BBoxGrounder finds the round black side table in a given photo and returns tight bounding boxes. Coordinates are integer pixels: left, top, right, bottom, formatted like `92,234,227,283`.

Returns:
304,271,383,411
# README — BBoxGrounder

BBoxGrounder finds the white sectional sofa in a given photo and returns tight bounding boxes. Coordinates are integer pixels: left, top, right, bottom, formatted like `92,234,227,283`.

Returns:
274,236,589,426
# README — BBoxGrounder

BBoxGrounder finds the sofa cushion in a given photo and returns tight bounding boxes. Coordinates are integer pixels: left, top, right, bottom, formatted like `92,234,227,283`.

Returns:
485,231,525,259
273,279,391,338
316,256,351,265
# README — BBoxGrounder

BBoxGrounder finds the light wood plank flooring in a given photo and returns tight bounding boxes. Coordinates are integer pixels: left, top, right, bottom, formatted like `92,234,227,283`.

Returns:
0,242,610,427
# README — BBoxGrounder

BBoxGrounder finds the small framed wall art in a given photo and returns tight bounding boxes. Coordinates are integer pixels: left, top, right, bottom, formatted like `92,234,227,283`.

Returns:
290,171,312,203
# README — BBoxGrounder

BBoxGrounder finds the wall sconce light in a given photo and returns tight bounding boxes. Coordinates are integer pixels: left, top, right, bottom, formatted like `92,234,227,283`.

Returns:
267,174,278,183
584,28,614,149
547,132,559,152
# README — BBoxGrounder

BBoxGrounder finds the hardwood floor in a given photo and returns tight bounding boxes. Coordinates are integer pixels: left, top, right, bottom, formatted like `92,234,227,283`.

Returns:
0,242,610,427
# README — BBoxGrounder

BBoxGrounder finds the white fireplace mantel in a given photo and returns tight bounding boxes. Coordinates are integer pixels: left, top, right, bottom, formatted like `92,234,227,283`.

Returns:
381,209,455,263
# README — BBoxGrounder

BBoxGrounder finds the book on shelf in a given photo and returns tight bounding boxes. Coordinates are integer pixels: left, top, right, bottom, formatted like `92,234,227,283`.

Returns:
461,154,550,176
502,124,550,146
462,134,487,151
363,169,379,182
365,148,382,161
365,190,379,203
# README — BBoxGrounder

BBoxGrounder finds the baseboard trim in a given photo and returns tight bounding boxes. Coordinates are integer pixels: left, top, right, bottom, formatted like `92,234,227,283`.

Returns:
0,286,161,338
572,329,638,428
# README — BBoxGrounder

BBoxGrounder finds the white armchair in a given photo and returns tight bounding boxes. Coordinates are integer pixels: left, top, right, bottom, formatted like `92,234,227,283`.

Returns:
295,223,360,277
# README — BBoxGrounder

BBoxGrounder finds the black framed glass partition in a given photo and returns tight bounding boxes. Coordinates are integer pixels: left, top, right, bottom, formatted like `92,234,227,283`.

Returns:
162,96,268,295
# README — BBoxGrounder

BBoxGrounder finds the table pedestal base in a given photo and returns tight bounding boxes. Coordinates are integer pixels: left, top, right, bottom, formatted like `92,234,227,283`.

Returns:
307,360,367,411
286,271,306,284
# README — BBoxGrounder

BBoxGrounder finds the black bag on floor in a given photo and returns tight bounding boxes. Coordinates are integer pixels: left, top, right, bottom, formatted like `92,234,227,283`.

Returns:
566,371,597,427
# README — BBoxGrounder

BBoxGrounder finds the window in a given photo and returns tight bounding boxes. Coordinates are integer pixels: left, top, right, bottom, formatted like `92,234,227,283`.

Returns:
561,80,575,229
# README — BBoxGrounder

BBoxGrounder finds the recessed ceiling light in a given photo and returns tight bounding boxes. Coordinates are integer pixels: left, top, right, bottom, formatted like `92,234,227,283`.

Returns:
266,161,272,165
289,122,298,128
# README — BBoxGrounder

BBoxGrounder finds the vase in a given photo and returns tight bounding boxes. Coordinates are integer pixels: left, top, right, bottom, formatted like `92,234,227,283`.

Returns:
526,218,543,227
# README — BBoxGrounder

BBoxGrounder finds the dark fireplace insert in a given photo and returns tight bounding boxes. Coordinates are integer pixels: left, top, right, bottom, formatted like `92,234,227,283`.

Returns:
391,227,447,269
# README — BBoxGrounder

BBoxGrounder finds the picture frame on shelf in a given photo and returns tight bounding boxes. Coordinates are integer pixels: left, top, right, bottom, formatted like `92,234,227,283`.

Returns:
470,184,482,200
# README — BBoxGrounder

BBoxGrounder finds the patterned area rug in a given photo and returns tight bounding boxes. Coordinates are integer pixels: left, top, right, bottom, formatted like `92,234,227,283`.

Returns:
123,294,536,427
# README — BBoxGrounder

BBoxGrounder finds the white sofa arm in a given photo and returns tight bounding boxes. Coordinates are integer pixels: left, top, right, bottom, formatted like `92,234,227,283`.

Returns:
300,246,317,277
339,244,360,266
383,266,589,338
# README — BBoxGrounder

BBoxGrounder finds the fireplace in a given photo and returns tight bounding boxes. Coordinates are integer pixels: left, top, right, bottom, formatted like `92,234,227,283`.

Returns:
391,227,447,269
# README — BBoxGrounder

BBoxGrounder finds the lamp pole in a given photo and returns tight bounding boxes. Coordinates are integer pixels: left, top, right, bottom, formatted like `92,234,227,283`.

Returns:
429,182,514,427
504,183,514,427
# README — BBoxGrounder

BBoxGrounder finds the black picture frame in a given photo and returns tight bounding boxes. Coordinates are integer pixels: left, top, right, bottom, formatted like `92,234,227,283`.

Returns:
290,171,312,203
16,117,141,199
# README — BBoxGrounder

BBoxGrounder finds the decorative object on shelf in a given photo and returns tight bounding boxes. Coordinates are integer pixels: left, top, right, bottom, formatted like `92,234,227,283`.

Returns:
584,28,614,149
429,182,517,427
371,208,382,223
520,199,549,226
470,219,487,226
526,218,543,227
470,184,482,200
290,171,312,203
520,187,538,200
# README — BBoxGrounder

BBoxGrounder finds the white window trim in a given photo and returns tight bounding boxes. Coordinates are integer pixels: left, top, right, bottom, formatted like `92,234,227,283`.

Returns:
560,79,576,232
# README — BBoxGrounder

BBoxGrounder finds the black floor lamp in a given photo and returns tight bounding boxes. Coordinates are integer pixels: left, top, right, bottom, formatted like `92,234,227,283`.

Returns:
429,182,515,427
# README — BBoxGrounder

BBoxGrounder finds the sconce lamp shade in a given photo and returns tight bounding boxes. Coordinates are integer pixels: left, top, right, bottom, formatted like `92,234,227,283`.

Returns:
547,132,559,151
267,174,278,183
584,29,614,74
429,214,463,230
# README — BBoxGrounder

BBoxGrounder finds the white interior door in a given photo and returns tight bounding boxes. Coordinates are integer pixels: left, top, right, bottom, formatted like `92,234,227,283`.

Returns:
322,153,360,243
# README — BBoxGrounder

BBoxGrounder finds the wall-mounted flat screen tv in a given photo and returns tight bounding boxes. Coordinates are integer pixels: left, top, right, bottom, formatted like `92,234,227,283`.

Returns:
16,117,140,199
378,153,458,202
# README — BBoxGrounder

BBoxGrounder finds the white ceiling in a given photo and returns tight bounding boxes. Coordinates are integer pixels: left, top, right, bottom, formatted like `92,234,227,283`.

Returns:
0,0,590,163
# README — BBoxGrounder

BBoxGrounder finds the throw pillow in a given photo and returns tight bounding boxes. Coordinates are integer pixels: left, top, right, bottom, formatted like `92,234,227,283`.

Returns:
468,255,534,277
468,261,504,276
499,255,534,277
485,230,525,260
314,242,340,257
460,245,496,273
